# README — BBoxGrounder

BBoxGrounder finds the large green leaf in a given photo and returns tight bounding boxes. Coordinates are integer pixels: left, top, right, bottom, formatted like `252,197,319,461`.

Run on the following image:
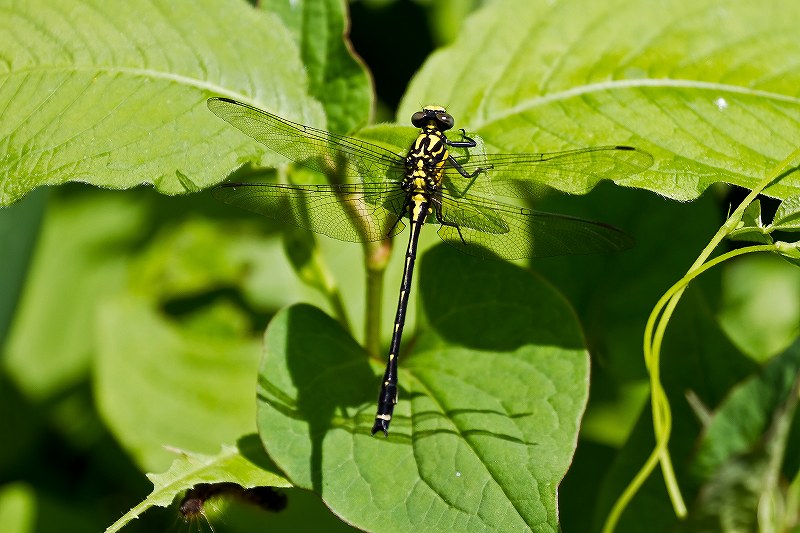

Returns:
257,245,590,532
0,0,324,206
400,0,800,201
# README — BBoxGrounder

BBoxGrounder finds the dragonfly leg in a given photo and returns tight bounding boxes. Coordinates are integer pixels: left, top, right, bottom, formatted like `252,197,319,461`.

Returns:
385,196,412,237
385,214,404,238
433,200,467,245
445,129,477,148
447,154,491,198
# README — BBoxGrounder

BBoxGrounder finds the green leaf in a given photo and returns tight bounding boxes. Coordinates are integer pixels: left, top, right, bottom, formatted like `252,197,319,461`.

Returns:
0,483,36,533
0,0,324,206
257,245,590,531
772,196,800,231
717,254,800,361
399,0,800,201
95,294,261,471
776,240,800,268
0,189,45,346
686,342,800,531
3,190,146,399
92,211,331,472
265,0,373,133
728,200,774,244
105,435,291,533
692,342,800,481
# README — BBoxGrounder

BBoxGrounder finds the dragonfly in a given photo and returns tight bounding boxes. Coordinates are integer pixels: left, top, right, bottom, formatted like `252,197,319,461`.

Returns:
207,96,653,436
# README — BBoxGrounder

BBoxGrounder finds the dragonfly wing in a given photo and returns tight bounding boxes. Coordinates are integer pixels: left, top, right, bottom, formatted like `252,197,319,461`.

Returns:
208,97,406,182
436,193,633,260
213,183,407,242
447,146,653,198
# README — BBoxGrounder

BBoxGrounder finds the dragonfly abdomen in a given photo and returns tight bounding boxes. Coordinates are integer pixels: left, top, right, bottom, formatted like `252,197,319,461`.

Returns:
371,194,430,436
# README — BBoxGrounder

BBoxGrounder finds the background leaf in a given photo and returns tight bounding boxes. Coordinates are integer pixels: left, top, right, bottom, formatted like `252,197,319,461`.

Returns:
685,343,800,531
257,245,590,531
400,0,800,201
0,189,44,346
0,483,35,533
266,0,373,133
691,341,800,481
717,254,800,361
773,196,800,230
91,216,287,472
3,190,146,399
95,294,261,471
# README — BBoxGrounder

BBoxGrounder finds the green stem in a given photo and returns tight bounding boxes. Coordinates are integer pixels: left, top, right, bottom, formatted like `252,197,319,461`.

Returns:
647,246,776,514
603,146,800,533
325,277,352,334
603,243,780,533
363,237,393,358
282,228,353,333
640,148,800,517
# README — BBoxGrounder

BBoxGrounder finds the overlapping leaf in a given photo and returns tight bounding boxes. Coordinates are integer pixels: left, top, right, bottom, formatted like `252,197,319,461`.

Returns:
400,0,800,200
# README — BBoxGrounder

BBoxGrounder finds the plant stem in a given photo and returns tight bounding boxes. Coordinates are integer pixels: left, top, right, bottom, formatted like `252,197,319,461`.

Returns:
325,278,352,334
363,237,393,358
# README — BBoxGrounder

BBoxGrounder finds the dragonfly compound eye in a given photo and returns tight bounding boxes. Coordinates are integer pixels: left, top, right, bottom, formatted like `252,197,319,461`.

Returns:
411,111,427,128
435,112,454,130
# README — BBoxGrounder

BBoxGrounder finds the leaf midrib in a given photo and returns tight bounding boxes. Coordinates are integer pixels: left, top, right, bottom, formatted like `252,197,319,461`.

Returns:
1,64,258,103
478,78,800,128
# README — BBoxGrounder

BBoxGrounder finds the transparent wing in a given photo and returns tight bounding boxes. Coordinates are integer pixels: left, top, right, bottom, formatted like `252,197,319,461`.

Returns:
208,97,406,183
445,145,653,199
213,182,407,242
435,192,633,260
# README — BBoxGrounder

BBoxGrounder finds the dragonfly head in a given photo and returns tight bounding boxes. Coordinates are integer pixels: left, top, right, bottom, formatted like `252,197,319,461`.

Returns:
412,106,454,131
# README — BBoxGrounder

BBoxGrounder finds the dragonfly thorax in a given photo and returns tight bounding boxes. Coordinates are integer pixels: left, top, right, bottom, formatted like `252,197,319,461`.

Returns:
404,129,449,192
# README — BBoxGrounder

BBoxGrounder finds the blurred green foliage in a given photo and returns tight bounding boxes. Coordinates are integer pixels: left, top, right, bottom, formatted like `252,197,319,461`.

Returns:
1,0,799,532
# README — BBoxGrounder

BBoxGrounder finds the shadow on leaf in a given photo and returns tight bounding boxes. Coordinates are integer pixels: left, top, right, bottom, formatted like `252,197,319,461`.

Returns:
419,244,585,351
258,304,375,492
